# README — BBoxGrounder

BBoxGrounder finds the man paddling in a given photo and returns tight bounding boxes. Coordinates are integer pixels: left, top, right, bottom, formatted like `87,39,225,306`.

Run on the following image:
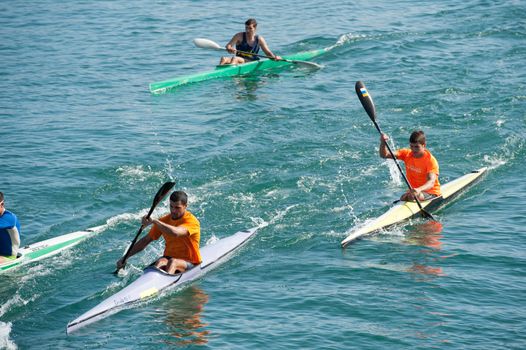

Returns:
116,191,201,274
219,18,282,65
0,192,21,264
379,130,441,201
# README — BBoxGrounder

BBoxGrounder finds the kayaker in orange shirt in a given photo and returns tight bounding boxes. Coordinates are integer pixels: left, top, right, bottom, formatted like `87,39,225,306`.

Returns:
379,130,441,202
219,18,282,65
116,191,201,274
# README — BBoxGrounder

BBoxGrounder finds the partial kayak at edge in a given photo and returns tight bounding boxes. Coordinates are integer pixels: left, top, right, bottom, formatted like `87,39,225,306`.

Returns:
0,225,105,274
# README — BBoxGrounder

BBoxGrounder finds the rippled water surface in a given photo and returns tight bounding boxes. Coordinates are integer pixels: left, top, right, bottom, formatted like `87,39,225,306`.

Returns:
1,0,525,349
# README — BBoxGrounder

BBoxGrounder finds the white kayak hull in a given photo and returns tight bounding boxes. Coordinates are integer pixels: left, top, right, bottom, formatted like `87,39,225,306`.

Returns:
341,167,487,247
0,225,105,274
67,227,258,334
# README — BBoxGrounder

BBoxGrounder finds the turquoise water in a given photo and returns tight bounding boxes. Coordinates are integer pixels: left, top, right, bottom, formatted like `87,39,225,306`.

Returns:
1,0,525,348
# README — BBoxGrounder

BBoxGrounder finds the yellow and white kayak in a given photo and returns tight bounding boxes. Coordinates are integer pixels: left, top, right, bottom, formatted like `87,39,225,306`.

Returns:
341,167,487,247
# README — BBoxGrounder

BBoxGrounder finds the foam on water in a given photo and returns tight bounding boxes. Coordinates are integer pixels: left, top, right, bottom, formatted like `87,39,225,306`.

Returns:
0,322,17,350
116,165,164,182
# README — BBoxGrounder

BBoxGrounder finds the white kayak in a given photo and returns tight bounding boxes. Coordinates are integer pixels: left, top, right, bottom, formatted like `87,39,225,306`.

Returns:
0,225,105,274
341,167,487,247
67,227,258,334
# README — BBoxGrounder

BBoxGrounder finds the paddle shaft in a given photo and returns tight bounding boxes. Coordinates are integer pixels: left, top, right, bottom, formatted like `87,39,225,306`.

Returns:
232,49,322,68
234,49,279,61
193,38,322,68
115,181,175,274
118,209,154,269
230,49,321,68
374,121,424,199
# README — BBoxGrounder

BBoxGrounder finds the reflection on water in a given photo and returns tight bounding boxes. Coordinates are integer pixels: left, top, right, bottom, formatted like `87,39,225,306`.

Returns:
162,286,210,347
232,76,266,101
408,263,445,277
231,66,319,101
405,221,445,250
406,221,446,277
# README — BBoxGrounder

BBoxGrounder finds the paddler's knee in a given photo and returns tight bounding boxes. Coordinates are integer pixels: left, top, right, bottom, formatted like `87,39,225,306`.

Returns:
219,56,232,65
154,257,169,268
232,57,246,64
165,258,183,274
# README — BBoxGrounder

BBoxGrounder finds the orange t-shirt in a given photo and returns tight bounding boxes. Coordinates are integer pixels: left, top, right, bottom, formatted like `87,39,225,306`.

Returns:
148,211,202,264
396,148,441,196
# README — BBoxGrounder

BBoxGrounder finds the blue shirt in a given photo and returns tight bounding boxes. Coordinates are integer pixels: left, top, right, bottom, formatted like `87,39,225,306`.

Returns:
0,210,21,256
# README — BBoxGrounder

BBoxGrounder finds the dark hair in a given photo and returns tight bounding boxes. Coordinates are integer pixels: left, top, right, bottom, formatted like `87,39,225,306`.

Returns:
409,130,426,145
0,192,3,202
169,191,188,205
245,18,257,27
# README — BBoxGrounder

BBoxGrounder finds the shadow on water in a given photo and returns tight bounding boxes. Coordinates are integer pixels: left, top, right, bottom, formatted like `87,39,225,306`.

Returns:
160,286,210,347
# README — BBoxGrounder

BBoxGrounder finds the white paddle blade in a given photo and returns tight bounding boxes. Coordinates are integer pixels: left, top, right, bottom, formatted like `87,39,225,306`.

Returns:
193,38,224,51
290,60,324,69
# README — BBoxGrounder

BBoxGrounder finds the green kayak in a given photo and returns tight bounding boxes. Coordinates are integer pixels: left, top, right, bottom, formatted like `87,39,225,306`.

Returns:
149,47,330,94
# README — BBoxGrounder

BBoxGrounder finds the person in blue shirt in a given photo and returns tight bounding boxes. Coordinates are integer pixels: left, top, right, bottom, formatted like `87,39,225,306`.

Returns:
0,192,21,263
219,18,282,65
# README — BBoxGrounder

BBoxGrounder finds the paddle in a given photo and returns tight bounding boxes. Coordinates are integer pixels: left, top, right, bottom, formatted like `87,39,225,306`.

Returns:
193,38,323,69
354,81,437,221
114,181,176,274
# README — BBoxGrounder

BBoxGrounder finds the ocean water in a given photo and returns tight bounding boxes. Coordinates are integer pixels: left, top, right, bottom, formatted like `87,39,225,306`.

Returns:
1,0,525,349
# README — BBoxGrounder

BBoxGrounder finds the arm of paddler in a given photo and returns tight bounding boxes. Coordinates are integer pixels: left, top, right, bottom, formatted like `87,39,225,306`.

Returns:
150,218,189,238
258,36,282,60
379,133,397,159
116,235,153,269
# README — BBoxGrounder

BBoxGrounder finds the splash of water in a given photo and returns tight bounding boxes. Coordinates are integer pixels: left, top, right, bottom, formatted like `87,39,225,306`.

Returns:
116,165,164,182
0,322,17,350
483,133,524,170
383,136,403,186
335,33,368,46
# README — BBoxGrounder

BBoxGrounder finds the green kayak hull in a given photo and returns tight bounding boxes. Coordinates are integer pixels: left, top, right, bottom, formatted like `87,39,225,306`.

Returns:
149,47,330,94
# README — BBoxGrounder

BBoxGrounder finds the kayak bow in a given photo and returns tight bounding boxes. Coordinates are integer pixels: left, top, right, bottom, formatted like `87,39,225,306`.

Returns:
67,227,257,334
341,168,487,247
149,47,330,94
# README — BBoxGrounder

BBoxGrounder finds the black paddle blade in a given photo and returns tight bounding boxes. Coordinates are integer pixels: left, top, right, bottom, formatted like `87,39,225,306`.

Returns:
153,181,176,205
146,181,175,218
355,81,376,121
421,208,437,221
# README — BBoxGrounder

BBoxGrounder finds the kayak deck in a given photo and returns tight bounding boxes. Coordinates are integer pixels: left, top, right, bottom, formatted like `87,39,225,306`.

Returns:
67,227,258,334
149,47,330,94
0,225,105,273
341,167,487,247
